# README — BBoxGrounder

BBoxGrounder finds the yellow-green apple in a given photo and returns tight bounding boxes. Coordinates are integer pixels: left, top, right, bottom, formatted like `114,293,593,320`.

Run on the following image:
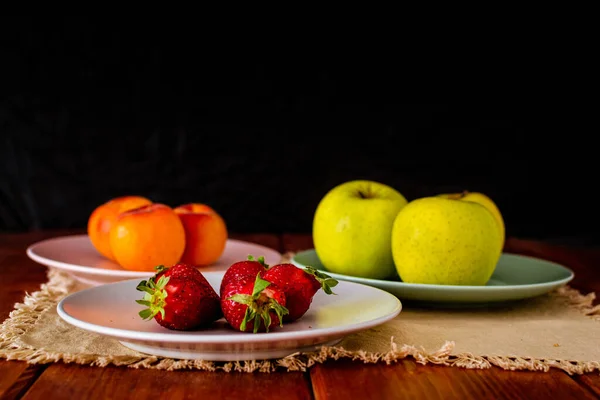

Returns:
391,196,502,286
437,191,505,250
312,180,408,279
174,203,228,267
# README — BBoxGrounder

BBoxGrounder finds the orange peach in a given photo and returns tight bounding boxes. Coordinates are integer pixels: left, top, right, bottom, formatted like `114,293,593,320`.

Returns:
87,195,153,261
109,203,186,271
174,203,228,267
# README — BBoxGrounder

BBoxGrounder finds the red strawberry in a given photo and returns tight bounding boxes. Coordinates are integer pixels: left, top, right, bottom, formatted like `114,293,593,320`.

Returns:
221,272,288,333
136,263,222,331
219,255,269,296
261,264,338,322
153,263,213,287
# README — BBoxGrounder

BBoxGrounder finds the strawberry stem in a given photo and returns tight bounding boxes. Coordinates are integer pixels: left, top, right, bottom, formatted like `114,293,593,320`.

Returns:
247,254,269,268
228,273,288,333
304,266,339,295
135,275,170,320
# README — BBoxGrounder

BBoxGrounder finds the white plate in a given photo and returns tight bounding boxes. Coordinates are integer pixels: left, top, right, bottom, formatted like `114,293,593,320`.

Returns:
27,235,283,286
57,271,402,361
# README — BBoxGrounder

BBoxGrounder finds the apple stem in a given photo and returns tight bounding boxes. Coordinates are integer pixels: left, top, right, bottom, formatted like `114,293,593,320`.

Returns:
446,190,470,200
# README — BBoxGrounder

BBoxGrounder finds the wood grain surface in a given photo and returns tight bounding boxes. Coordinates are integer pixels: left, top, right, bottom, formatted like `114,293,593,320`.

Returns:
0,230,598,399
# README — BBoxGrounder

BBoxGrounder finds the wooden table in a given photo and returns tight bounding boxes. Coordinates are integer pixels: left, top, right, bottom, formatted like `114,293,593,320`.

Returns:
1,230,599,399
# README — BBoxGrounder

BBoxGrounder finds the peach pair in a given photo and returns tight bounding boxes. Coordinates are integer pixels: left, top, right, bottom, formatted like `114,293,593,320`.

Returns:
87,196,227,272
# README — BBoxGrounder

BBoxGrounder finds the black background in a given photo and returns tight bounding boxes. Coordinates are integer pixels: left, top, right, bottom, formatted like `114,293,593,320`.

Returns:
0,18,597,245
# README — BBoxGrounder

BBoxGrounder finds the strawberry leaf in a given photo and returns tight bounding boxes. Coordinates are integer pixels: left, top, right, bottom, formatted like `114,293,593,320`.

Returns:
262,311,271,333
240,307,251,332
135,276,170,322
136,280,153,294
270,300,288,328
304,266,339,295
155,275,170,290
247,255,269,268
251,273,271,297
253,313,261,334
139,309,154,320
154,264,168,273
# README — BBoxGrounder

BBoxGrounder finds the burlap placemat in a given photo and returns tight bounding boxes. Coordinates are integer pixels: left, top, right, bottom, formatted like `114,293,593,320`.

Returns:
1,255,599,374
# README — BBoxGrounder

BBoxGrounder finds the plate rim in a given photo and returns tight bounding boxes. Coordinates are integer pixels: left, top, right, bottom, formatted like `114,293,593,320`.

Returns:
26,234,283,278
56,272,403,345
291,249,575,292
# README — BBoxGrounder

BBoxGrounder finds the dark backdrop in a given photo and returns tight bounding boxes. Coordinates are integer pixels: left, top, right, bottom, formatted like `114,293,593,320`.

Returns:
0,18,597,245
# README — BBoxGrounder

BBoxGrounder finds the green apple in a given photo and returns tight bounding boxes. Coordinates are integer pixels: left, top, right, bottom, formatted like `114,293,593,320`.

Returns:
391,196,502,286
437,190,505,251
312,180,408,279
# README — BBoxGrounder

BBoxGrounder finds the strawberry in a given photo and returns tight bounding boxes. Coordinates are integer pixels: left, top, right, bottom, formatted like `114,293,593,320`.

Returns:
219,255,269,296
221,272,288,333
261,264,338,322
136,263,222,331
153,263,213,287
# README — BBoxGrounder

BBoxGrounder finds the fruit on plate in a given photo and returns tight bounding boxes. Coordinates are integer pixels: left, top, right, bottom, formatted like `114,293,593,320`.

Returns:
136,263,222,330
391,196,503,286
135,256,337,333
312,180,408,280
221,271,288,333
437,191,505,250
262,263,338,322
174,203,228,267
87,195,152,261
109,203,186,272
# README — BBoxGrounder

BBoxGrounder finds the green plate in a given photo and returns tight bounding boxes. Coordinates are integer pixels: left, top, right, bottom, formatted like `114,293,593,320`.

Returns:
292,250,574,304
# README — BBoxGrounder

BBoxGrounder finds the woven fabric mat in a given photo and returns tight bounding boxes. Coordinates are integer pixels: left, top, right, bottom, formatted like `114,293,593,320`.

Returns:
1,257,600,374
